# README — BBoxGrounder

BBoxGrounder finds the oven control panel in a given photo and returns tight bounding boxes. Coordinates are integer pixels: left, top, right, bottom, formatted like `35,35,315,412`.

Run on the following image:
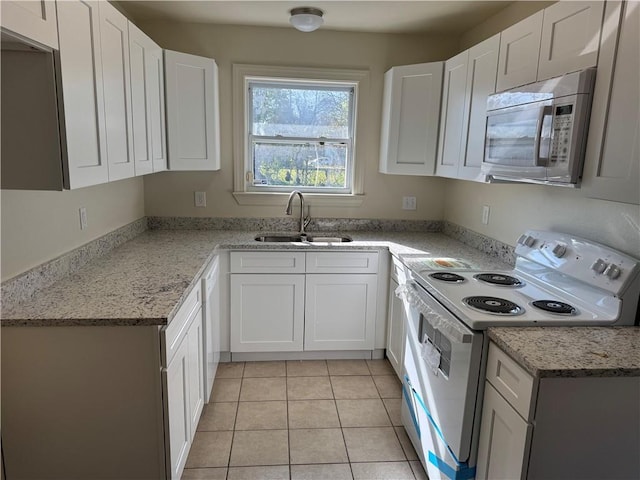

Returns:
515,230,640,295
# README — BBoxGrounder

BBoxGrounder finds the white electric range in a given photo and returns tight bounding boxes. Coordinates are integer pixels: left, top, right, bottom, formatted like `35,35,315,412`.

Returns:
397,230,640,480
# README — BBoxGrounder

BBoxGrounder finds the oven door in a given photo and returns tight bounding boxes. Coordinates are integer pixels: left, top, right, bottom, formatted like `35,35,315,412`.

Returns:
400,283,483,480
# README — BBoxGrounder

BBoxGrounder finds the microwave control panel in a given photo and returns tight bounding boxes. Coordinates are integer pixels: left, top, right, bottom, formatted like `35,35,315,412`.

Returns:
550,104,574,163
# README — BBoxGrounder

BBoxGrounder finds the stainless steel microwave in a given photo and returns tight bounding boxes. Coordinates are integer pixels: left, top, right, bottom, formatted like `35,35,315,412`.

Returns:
482,68,596,186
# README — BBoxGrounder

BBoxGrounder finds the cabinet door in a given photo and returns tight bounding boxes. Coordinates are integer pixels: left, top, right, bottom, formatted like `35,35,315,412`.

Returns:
436,51,469,178
148,43,167,172
99,2,134,181
164,338,190,480
305,274,377,351
459,33,500,182
583,1,639,204
230,274,305,352
128,23,167,175
537,2,604,81
497,11,543,91
128,23,154,176
386,277,405,378
165,50,220,171
379,62,443,176
186,309,204,436
56,0,109,189
1,0,58,49
476,383,532,480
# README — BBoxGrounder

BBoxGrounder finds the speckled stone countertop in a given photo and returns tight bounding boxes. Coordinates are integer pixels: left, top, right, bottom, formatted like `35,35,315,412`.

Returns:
488,327,640,378
2,229,510,327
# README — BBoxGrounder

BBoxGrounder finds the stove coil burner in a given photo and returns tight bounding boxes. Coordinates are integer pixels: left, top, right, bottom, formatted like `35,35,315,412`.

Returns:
429,272,466,283
474,273,523,287
532,300,577,315
463,296,524,316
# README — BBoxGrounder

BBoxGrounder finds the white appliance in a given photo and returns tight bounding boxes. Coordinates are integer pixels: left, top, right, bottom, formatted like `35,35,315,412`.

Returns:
398,230,640,480
483,69,596,186
202,256,221,403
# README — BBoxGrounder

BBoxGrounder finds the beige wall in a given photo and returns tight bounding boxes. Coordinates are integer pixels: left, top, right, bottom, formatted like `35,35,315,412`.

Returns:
141,22,459,220
1,178,145,281
444,180,640,258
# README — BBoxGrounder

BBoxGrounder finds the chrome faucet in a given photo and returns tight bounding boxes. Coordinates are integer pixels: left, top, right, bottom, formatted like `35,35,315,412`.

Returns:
285,190,310,235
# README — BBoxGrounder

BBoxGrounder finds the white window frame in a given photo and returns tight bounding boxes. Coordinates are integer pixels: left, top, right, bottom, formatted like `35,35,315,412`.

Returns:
233,64,368,207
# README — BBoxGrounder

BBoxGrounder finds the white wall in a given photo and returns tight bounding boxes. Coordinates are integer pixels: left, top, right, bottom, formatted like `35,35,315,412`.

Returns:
140,22,459,221
1,178,145,281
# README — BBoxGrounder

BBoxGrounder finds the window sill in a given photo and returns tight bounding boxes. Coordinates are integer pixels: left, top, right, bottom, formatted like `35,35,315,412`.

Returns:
232,192,365,207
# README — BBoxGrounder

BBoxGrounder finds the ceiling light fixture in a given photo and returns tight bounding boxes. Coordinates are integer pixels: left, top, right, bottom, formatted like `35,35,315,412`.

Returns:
289,7,324,32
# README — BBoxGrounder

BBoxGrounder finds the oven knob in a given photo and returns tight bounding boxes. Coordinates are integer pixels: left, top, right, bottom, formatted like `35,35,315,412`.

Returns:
518,234,536,247
552,243,567,258
604,264,622,280
591,259,608,274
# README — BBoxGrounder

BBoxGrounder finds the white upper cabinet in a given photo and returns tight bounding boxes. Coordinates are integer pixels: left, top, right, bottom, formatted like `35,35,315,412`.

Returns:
99,2,135,182
537,2,605,81
379,62,444,175
497,11,543,91
436,50,469,178
165,50,221,171
128,23,167,176
435,33,499,182
56,0,109,189
0,0,59,49
583,1,639,205
459,34,500,182
498,3,605,91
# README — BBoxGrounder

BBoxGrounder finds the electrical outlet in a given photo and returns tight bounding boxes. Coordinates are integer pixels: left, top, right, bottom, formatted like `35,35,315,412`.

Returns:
79,207,88,230
402,196,417,210
482,205,490,225
194,191,206,207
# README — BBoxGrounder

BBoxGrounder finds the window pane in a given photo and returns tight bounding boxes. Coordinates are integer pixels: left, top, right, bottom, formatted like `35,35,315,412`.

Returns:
252,142,348,189
251,85,351,138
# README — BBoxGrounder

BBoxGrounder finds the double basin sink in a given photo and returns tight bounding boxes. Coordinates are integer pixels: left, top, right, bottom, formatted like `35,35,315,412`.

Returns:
255,233,352,243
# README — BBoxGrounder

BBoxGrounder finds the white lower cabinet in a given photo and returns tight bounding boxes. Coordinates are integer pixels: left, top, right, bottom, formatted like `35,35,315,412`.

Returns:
230,251,378,353
386,255,407,378
162,286,204,480
230,274,305,352
164,336,191,480
477,342,640,480
305,274,377,350
385,276,405,377
476,383,532,480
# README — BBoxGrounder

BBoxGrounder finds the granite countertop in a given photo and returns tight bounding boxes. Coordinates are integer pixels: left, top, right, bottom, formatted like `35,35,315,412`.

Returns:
2,229,510,327
488,326,640,378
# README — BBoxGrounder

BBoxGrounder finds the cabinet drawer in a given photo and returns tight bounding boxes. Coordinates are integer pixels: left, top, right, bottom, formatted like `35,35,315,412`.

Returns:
230,251,305,273
162,284,202,367
306,251,379,274
486,342,535,420
390,255,407,284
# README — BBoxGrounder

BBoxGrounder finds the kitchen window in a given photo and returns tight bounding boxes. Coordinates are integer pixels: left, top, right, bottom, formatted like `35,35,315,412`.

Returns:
233,64,368,206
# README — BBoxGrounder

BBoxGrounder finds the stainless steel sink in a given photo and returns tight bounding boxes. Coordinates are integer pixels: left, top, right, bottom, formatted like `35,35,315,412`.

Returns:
254,234,352,243
254,234,304,242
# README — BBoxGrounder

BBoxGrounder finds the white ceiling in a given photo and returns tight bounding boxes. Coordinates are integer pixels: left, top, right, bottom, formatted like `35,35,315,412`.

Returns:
115,1,517,35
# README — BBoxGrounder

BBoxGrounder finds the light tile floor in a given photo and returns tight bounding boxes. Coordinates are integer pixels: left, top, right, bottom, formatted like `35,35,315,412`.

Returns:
181,359,428,480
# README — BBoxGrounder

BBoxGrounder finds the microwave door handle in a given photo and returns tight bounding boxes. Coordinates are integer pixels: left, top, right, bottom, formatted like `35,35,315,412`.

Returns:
535,105,553,167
